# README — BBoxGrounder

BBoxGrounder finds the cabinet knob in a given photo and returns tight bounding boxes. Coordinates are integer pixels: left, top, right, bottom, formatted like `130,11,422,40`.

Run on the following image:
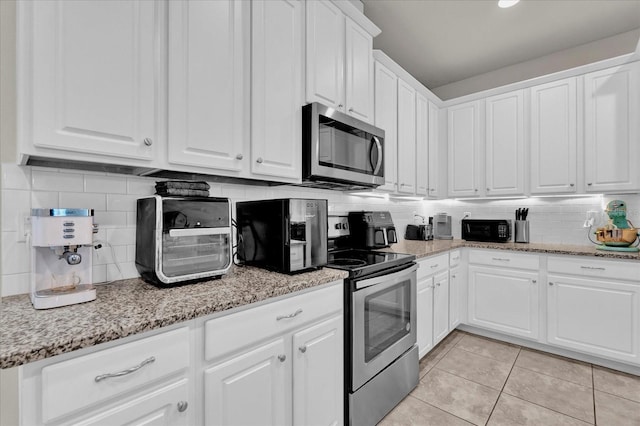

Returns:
177,401,188,413
143,138,153,146
430,188,435,192
452,274,456,278
486,188,490,191
256,157,263,164
532,279,537,284
299,345,307,353
278,354,286,362
587,183,592,186
236,153,243,160
338,104,343,108
436,282,441,287
570,183,575,187
549,282,554,286
474,188,478,192
348,107,354,112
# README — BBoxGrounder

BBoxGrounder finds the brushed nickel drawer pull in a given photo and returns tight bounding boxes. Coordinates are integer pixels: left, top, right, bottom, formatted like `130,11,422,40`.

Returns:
430,264,439,268
580,266,605,271
492,257,510,261
94,356,155,382
276,309,303,321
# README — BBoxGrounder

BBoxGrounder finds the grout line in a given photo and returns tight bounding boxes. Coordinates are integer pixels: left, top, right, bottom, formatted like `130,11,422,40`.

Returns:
431,366,503,394
512,363,594,389
485,346,522,425
505,394,596,425
592,364,597,425
453,343,520,365
412,397,476,425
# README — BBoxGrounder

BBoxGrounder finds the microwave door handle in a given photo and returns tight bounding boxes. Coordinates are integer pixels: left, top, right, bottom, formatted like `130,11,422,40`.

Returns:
371,136,383,175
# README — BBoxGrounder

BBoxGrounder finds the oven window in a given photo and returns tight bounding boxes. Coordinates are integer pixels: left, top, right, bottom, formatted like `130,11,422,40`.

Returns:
364,281,411,362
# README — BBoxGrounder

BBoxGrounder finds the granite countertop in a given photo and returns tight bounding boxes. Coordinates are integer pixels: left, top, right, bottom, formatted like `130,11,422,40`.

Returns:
0,265,348,369
386,239,640,262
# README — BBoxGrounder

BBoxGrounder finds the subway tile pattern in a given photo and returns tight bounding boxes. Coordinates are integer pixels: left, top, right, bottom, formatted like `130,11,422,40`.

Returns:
2,162,639,296
381,331,640,426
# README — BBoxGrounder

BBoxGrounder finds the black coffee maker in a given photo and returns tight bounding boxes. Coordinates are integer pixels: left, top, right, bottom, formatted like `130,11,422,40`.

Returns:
347,211,398,248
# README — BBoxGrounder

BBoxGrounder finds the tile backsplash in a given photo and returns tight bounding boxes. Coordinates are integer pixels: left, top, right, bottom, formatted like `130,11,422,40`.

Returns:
2,162,639,296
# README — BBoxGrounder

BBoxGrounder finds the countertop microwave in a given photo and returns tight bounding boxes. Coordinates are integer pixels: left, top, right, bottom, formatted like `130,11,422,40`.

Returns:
462,219,512,243
302,102,385,190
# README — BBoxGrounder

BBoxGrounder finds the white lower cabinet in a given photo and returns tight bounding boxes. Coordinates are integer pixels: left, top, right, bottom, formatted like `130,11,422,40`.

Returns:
416,254,450,358
204,339,289,426
203,283,343,426
449,265,462,330
468,263,539,340
547,274,640,365
21,327,192,426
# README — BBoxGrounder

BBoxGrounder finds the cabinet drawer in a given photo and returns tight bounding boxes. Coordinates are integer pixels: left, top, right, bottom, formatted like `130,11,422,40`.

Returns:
449,250,461,267
417,253,449,279
468,250,539,270
205,283,342,361
548,256,640,282
41,327,189,423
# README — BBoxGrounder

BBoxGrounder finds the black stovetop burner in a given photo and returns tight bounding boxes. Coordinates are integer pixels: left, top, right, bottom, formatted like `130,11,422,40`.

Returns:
326,248,415,278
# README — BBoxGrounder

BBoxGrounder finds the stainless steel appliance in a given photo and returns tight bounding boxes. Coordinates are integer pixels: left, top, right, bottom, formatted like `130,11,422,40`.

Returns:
302,102,385,189
30,208,97,309
135,196,232,286
462,219,512,242
236,199,328,273
326,215,418,426
347,211,398,248
405,224,433,241
432,213,453,240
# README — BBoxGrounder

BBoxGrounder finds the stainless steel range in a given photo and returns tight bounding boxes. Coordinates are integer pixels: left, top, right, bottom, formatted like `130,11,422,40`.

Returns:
326,214,418,426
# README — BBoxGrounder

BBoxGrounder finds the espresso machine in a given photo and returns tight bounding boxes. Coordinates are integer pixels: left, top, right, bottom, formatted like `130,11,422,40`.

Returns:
30,208,97,309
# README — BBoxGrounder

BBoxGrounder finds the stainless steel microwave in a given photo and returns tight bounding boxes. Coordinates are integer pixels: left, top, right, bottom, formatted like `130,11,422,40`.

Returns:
302,102,385,189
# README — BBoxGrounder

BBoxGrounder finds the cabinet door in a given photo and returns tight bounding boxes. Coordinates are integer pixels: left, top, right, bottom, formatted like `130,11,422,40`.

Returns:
292,315,343,426
427,102,442,198
584,62,640,192
345,17,374,124
449,266,462,330
433,271,450,344
547,275,639,364
204,339,288,426
485,90,524,196
530,78,577,194
26,0,159,162
168,0,248,173
374,61,398,192
448,101,482,197
73,380,190,426
416,93,429,196
468,266,539,340
417,277,434,358
305,0,344,110
251,0,303,181
397,79,417,194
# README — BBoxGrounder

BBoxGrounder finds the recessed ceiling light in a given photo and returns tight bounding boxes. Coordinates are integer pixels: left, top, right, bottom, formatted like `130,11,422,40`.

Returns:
498,0,520,8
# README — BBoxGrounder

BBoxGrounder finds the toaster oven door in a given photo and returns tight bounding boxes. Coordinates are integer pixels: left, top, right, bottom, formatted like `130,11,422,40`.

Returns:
161,228,231,279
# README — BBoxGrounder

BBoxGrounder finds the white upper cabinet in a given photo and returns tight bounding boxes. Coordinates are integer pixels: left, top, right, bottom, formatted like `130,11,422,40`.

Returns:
448,101,482,197
250,0,303,182
416,93,429,196
427,101,443,198
168,0,249,174
374,61,398,192
584,62,640,193
20,0,161,165
530,77,577,194
397,79,417,194
485,90,525,196
306,0,375,124
305,0,344,110
344,17,374,123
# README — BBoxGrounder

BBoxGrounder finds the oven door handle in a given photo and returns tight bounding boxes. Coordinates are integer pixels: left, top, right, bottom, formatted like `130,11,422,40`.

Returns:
355,264,418,290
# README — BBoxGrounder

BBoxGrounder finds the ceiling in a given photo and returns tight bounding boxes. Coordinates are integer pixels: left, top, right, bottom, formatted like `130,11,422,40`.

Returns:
362,0,640,96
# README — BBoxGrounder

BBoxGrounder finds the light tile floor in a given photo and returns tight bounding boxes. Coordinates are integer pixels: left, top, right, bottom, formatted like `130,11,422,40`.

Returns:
379,331,640,426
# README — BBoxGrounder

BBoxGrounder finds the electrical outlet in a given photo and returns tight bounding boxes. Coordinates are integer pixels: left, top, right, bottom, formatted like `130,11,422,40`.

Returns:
17,215,31,242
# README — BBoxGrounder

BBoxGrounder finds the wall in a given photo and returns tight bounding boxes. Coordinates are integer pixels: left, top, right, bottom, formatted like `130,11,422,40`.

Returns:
433,29,640,100
3,161,638,297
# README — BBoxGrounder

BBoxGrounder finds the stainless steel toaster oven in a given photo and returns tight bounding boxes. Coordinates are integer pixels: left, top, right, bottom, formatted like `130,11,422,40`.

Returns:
135,196,232,286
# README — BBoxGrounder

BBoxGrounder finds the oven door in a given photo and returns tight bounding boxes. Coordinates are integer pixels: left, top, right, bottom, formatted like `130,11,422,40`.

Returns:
351,263,418,390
